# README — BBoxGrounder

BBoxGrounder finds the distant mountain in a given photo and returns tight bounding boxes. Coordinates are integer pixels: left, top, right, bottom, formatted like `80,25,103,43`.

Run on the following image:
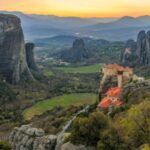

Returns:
87,16,150,31
0,11,150,41
76,16,150,41
34,35,94,47
0,11,116,41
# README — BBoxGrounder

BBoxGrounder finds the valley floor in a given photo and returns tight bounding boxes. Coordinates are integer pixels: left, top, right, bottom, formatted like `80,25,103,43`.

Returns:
23,93,97,120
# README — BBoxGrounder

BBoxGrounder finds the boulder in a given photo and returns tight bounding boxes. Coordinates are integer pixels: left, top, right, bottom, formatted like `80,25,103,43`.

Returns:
9,125,56,150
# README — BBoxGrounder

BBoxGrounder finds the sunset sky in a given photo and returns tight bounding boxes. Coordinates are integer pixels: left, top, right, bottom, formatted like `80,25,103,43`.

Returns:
1,0,150,17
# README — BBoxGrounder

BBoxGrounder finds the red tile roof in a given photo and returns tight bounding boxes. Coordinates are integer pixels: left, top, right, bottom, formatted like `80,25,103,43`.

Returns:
106,87,122,97
98,97,112,108
98,86,123,109
98,97,123,108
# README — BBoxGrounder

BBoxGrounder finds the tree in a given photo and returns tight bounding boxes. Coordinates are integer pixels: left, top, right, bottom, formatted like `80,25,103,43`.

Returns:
68,112,109,146
0,141,11,150
97,127,128,150
115,101,150,148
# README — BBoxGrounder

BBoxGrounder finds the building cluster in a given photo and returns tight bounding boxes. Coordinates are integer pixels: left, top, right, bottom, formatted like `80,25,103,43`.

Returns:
98,64,133,109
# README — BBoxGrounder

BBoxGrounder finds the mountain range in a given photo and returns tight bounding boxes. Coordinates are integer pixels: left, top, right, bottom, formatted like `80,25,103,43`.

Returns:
0,11,150,41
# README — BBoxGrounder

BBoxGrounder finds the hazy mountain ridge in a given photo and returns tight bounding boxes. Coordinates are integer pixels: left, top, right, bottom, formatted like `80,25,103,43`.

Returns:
1,11,150,41
87,16,150,30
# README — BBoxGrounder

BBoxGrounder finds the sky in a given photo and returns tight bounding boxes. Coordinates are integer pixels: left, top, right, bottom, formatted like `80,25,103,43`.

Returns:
1,0,150,17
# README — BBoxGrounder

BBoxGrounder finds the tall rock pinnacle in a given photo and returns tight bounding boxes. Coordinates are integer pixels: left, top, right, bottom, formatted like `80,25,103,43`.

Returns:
0,14,33,84
25,43,38,71
121,30,150,66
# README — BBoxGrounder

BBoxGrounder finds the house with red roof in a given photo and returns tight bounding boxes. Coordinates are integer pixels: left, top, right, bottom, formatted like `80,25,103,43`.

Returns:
97,87,123,109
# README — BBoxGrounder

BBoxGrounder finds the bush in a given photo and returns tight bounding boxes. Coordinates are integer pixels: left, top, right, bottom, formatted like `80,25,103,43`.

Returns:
0,82,16,102
68,112,109,146
115,101,150,148
97,128,128,150
0,141,11,150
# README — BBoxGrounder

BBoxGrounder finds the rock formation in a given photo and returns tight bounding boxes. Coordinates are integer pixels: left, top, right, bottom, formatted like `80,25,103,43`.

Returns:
9,125,95,150
120,39,137,66
136,31,148,65
9,106,92,150
146,31,150,64
121,30,150,66
0,14,33,83
9,125,57,150
25,43,38,71
120,80,150,104
60,38,87,62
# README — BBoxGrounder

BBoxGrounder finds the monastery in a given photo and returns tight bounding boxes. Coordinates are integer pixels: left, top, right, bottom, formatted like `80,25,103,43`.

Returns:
98,64,133,109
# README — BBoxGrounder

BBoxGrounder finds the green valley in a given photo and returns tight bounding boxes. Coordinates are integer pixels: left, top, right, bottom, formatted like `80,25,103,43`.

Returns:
23,93,97,120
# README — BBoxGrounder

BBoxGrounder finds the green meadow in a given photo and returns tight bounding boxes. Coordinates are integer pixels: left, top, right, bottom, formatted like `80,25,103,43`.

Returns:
54,63,102,74
23,93,97,120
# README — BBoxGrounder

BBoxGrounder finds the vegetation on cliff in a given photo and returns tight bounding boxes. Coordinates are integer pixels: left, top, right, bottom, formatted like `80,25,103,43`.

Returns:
67,100,150,150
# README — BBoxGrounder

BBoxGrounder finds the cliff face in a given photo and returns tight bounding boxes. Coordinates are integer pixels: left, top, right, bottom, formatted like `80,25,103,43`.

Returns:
136,31,148,65
0,14,33,83
60,38,87,62
121,30,150,67
25,43,38,71
120,80,150,104
9,125,94,150
120,39,137,67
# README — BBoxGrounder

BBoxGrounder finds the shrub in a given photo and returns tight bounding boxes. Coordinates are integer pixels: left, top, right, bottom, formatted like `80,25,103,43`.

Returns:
0,141,11,150
68,112,109,146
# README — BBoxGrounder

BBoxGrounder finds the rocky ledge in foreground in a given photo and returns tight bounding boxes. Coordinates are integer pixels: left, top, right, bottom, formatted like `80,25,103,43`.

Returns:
9,125,57,150
9,125,95,150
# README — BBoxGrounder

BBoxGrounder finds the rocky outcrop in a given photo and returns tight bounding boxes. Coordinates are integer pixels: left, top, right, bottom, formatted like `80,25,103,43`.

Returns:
120,39,137,66
120,80,150,104
9,125,94,150
136,31,148,65
121,30,150,67
0,14,33,83
9,125,57,150
25,43,38,71
146,31,150,64
60,39,87,62
9,106,91,150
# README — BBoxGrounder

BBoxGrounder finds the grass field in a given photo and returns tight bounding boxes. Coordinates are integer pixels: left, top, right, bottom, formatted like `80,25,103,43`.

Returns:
23,93,97,120
54,63,102,74
42,69,54,77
